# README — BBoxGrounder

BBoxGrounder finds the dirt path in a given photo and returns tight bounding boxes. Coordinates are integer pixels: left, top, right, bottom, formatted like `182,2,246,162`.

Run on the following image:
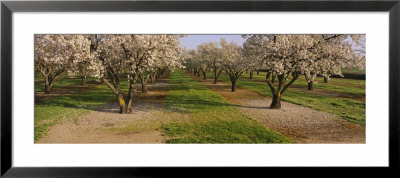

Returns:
37,74,171,144
188,72,365,143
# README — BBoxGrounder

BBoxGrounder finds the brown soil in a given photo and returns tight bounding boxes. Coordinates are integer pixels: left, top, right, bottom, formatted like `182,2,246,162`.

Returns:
188,72,365,144
37,73,171,144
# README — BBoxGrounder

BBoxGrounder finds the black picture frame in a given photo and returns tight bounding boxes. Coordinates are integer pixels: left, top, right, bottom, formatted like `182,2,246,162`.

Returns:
1,0,399,177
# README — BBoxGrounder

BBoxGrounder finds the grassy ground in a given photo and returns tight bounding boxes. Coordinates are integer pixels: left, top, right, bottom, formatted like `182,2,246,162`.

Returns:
34,68,365,143
242,72,365,96
34,80,128,141
162,69,292,143
35,72,97,92
208,71,365,125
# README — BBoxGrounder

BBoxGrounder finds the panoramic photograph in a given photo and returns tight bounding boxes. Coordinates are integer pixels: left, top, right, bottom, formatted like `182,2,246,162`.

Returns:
34,34,366,144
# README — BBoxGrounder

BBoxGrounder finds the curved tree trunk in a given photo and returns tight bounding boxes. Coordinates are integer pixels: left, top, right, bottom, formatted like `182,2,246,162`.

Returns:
202,71,207,80
271,73,276,83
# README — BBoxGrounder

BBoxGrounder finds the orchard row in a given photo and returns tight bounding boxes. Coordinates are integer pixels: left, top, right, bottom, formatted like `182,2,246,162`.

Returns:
35,34,365,112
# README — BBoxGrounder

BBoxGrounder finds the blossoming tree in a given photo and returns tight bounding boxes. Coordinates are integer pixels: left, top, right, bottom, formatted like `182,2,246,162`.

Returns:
66,35,102,86
219,38,246,92
95,34,181,113
197,42,223,83
34,35,72,93
242,34,362,109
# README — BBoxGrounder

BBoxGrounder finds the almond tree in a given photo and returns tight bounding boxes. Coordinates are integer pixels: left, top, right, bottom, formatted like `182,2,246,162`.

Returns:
96,34,181,113
197,42,223,83
220,38,246,92
34,34,72,93
181,48,197,74
139,37,182,93
192,45,210,80
243,37,266,80
243,34,357,109
66,35,102,86
303,35,362,89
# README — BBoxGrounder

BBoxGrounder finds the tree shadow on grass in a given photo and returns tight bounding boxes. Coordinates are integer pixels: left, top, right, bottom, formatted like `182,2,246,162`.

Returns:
166,98,269,113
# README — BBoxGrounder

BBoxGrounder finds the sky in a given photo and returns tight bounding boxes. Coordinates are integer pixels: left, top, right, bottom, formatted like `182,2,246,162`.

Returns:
180,35,246,50
180,34,365,56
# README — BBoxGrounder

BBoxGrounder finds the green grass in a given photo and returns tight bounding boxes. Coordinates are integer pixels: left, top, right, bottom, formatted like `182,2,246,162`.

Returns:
35,72,97,92
162,69,292,143
342,67,365,74
34,80,128,142
241,72,365,96
291,79,364,96
213,72,365,125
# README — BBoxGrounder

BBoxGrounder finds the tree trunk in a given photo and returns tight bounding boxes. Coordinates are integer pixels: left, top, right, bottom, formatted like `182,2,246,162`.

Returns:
44,83,52,94
213,71,218,84
324,76,329,83
117,93,127,114
257,70,259,75
120,78,136,114
44,77,52,94
202,71,207,80
231,80,236,92
270,93,281,109
197,71,200,77
152,72,156,84
125,77,136,113
141,75,147,93
308,81,314,90
81,76,87,86
250,71,253,79
150,72,155,84
271,74,276,83
156,71,161,80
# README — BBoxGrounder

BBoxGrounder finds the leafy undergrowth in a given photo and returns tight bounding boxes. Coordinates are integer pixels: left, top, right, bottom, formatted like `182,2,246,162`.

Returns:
212,72,365,125
162,69,292,143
